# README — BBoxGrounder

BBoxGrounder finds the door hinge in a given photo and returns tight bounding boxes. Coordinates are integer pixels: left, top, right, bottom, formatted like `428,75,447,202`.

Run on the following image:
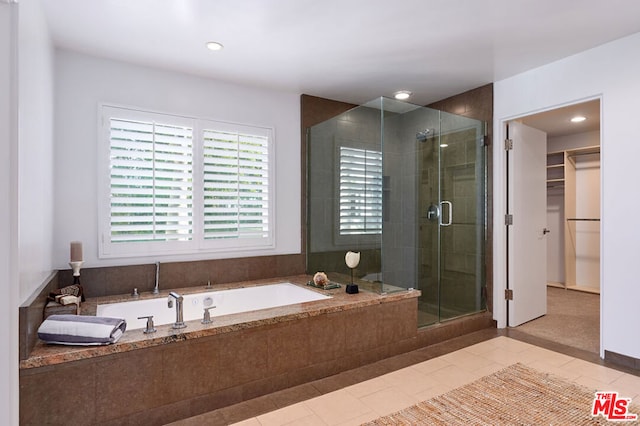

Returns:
504,138,513,150
505,289,513,300
505,214,513,226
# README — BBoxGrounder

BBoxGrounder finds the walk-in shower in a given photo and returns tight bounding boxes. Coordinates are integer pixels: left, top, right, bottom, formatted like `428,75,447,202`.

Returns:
306,97,487,327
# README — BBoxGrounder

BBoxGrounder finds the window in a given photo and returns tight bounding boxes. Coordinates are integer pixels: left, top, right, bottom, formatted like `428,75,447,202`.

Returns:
109,118,194,243
203,129,270,240
99,105,274,258
338,146,383,235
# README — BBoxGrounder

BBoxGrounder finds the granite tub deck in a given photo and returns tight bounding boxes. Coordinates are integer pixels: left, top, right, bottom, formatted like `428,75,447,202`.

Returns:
19,275,423,425
22,276,376,369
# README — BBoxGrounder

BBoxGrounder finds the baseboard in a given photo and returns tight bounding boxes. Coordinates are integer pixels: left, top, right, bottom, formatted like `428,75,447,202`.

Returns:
604,350,640,372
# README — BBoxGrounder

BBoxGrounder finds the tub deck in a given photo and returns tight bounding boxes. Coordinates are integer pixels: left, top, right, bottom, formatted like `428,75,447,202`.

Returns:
21,275,420,369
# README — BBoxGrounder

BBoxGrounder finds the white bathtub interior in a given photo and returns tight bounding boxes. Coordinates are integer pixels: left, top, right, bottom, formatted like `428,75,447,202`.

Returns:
96,282,332,330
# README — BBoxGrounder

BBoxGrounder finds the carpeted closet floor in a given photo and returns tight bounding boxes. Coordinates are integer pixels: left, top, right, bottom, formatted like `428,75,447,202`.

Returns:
515,286,600,353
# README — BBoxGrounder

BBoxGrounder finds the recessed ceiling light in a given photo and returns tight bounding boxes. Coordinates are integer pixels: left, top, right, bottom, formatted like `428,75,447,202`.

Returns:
570,116,586,123
206,41,224,51
394,90,412,100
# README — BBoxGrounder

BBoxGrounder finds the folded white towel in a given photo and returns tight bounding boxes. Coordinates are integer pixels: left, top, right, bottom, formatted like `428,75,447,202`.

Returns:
38,314,127,346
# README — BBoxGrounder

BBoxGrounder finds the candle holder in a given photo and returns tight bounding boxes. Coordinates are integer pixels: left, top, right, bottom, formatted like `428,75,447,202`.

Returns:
69,261,83,282
345,251,360,294
69,260,85,302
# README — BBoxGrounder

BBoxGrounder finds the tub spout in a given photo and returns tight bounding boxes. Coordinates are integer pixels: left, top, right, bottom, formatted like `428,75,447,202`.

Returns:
167,292,186,329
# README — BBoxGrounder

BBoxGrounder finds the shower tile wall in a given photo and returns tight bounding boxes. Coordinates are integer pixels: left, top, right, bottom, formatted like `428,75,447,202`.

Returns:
307,106,383,279
382,109,438,290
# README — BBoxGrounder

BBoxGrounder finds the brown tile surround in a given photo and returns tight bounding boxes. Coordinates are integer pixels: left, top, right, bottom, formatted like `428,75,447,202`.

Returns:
20,275,493,425
18,271,59,361
20,254,305,360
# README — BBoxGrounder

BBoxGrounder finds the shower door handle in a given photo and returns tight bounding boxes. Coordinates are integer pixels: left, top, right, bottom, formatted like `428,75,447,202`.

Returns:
440,201,452,226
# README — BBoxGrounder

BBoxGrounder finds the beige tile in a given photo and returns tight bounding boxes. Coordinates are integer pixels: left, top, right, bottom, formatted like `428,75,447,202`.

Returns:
283,414,328,425
526,360,582,381
335,411,380,426
611,373,640,400
465,362,506,381
516,346,568,366
476,347,520,366
344,377,391,399
359,386,418,417
379,366,434,396
573,374,615,392
230,418,262,426
411,356,452,375
463,338,506,355
256,403,315,426
525,348,574,368
440,348,498,372
425,363,478,389
563,358,625,384
304,389,373,425
413,382,453,402
491,335,535,352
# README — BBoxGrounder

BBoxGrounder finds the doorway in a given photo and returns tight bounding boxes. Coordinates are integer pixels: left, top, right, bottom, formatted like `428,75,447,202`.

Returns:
506,99,601,354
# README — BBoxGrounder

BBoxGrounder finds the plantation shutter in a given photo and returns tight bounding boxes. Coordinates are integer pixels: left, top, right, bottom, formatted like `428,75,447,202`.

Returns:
109,118,193,243
339,146,383,235
203,129,270,239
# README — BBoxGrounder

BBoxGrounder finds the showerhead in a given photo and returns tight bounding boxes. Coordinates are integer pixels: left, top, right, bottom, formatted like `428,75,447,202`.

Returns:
416,129,434,142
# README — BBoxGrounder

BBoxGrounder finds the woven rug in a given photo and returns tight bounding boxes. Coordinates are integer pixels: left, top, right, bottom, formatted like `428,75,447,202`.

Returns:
363,363,640,425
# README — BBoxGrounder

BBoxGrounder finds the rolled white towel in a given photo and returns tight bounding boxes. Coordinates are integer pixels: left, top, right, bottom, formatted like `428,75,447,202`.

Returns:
38,314,127,346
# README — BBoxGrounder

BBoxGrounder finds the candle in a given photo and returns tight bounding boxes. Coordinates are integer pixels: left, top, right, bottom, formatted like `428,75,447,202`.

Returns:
70,241,83,262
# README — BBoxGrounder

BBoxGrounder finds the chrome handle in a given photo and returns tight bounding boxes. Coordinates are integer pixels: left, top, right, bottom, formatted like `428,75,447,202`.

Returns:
137,315,156,334
440,200,453,226
201,306,217,324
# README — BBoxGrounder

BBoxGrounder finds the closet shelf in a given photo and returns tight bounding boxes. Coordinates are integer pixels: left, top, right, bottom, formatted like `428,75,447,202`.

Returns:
547,145,601,292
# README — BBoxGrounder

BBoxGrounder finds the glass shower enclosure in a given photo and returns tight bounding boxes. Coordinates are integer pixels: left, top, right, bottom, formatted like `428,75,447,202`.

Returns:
307,97,486,326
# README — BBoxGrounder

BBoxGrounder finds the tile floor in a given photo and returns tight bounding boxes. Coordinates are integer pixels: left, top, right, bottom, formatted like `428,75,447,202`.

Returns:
173,331,640,425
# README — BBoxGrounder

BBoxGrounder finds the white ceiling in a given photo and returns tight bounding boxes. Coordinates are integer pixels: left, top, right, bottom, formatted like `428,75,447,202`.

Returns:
41,0,640,106
521,99,600,138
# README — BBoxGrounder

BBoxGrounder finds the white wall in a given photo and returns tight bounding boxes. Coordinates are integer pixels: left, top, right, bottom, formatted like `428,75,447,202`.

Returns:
494,31,640,360
53,50,301,269
18,0,55,302
1,1,20,424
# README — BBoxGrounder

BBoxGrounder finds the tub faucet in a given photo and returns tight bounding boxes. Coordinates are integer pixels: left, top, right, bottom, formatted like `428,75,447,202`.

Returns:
152,262,160,294
167,292,186,329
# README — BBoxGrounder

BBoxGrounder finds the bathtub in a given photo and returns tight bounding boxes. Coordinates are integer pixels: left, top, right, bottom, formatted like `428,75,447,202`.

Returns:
96,282,331,330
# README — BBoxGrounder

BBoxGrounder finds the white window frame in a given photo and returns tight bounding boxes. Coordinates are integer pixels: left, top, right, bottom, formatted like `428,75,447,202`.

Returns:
98,104,275,259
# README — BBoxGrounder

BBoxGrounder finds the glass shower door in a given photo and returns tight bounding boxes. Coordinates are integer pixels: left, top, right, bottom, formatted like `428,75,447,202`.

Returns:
416,126,442,326
417,112,486,326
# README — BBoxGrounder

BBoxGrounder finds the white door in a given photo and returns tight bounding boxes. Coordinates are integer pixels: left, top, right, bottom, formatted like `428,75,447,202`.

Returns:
507,121,548,327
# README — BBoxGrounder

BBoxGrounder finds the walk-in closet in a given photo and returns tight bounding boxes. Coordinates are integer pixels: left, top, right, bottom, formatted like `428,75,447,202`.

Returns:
546,127,600,293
